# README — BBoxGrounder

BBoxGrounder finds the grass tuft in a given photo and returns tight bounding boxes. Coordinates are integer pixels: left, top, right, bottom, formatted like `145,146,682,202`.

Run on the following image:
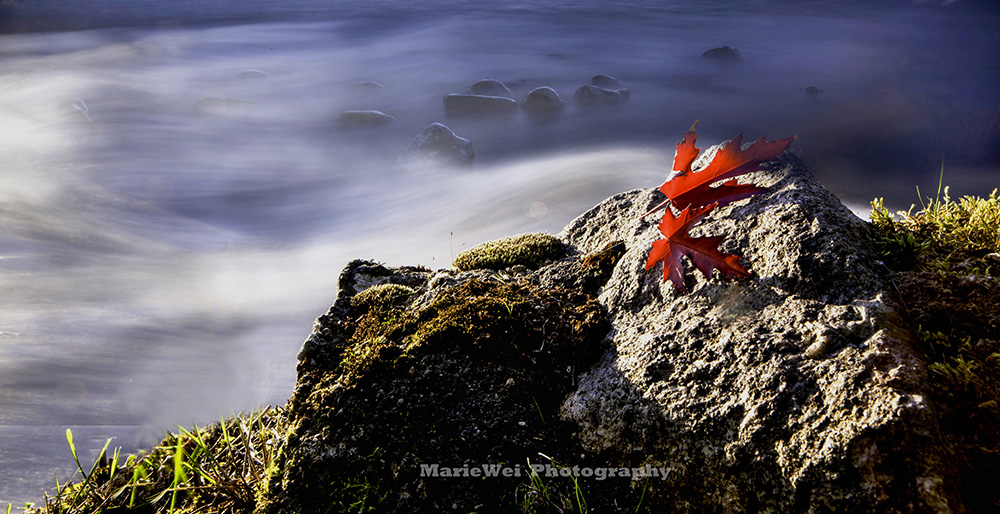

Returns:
25,406,285,514
870,187,999,274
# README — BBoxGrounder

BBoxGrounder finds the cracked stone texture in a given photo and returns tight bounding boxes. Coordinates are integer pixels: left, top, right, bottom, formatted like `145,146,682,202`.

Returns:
557,150,956,512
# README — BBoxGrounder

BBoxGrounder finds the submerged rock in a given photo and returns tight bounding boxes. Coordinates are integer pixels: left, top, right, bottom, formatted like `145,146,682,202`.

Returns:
336,109,395,127
469,78,514,98
262,146,967,512
520,86,566,115
400,122,474,168
574,84,630,105
237,68,269,79
443,93,518,117
588,74,625,89
355,80,386,92
702,45,746,62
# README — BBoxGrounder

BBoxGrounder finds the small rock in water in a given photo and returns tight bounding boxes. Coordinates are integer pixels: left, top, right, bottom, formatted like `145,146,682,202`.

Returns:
469,79,513,98
574,85,630,106
521,86,566,114
355,81,386,92
804,85,823,96
701,45,746,62
401,122,475,168
588,74,624,89
238,69,270,79
336,110,395,128
443,94,517,117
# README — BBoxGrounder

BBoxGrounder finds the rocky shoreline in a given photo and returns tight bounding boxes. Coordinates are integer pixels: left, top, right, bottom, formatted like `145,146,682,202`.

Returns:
25,148,999,514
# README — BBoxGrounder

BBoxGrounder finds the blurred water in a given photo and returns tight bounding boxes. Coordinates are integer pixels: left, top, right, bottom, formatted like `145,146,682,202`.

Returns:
1,0,998,507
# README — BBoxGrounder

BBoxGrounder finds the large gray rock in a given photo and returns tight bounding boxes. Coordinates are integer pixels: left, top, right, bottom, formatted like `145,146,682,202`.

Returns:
400,122,474,168
264,145,961,513
558,149,954,512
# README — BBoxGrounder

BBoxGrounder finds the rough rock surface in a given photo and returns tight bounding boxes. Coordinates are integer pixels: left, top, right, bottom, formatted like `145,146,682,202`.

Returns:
558,150,953,513
262,148,959,513
400,122,474,168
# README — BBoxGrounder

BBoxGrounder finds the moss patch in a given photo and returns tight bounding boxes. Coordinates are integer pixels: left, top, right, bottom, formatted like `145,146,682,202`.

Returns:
452,233,567,271
870,188,999,274
258,244,650,513
870,189,1000,512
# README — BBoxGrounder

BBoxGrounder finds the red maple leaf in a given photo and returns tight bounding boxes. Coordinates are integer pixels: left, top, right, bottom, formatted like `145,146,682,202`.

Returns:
645,203,750,292
646,121,794,291
659,120,796,208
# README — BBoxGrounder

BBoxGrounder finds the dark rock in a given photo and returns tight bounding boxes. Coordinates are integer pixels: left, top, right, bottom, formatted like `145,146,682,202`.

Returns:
400,122,474,168
574,84,630,106
702,45,746,62
589,74,624,89
469,79,513,98
521,86,566,114
443,93,517,117
336,110,395,127
804,85,823,95
265,252,619,513
355,80,386,92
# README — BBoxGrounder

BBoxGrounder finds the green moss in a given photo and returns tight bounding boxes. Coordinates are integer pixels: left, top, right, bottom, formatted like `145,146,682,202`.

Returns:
870,188,999,273
350,283,415,311
452,233,566,271
336,277,605,387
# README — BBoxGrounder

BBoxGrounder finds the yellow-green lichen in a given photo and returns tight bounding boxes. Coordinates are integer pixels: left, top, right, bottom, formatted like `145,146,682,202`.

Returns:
453,233,566,271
